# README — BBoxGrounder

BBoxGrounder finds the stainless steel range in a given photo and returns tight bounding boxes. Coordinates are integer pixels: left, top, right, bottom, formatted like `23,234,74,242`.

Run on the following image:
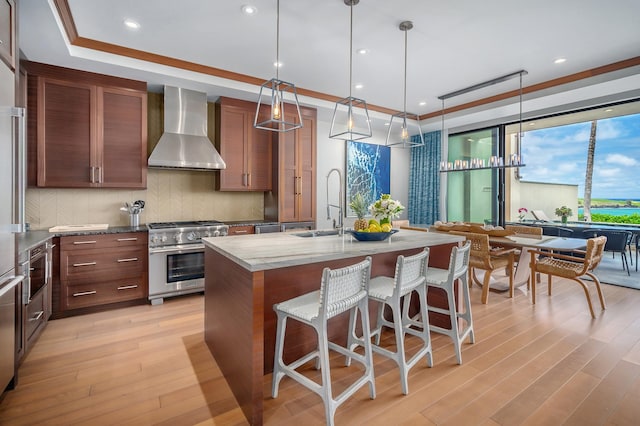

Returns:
148,220,228,305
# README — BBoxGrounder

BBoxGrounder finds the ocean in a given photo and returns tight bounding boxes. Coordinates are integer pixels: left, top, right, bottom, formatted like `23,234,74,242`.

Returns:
578,207,640,216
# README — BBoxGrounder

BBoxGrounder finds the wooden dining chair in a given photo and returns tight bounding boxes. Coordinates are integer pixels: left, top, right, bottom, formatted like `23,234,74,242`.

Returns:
450,231,516,303
529,236,607,318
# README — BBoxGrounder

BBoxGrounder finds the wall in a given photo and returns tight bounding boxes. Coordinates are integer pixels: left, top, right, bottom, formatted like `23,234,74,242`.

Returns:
25,170,264,230
508,174,579,222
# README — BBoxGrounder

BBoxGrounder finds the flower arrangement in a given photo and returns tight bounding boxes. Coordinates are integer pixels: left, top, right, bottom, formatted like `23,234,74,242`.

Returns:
369,194,405,224
517,207,528,222
555,206,573,223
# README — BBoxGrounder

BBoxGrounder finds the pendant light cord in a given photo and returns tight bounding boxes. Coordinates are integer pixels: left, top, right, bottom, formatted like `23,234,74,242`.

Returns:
348,2,353,99
275,0,280,81
403,27,408,116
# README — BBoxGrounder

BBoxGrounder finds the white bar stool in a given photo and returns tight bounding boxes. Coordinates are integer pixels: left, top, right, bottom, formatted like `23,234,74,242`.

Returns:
425,241,474,364
271,257,376,426
351,248,432,395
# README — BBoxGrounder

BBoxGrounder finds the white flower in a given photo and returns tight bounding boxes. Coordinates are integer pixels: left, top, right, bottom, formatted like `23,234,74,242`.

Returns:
368,194,405,220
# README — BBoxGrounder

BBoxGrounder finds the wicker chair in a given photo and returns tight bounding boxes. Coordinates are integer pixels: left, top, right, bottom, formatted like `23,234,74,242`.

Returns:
450,231,516,303
529,236,607,318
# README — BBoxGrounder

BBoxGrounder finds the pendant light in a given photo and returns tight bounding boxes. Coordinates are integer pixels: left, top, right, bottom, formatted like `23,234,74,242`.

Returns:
329,0,372,141
386,21,424,148
254,0,303,132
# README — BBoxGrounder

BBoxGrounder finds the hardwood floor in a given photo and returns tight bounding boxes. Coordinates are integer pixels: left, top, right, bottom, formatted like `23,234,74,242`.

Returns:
2,278,640,425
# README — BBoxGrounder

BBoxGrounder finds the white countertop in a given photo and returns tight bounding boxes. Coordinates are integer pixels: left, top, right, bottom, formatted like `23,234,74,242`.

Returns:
202,229,464,272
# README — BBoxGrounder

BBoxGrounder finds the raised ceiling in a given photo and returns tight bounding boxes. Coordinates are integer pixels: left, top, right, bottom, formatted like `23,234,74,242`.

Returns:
18,0,640,131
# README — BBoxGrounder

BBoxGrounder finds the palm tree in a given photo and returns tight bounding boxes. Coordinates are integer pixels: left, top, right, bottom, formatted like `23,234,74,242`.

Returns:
583,120,597,222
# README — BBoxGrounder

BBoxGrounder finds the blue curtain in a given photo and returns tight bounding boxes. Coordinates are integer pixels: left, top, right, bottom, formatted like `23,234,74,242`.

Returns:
408,131,441,225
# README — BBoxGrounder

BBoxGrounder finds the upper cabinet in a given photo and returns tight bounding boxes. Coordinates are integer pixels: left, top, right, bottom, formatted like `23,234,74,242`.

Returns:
215,97,272,191
265,105,316,223
0,0,16,70
23,61,148,188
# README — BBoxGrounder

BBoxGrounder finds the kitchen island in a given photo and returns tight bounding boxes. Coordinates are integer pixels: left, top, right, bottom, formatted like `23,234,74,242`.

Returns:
202,229,464,425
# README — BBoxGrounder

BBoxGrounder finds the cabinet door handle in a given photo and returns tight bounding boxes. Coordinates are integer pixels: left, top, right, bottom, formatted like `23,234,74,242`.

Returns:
73,261,97,267
117,284,138,290
117,237,138,242
90,166,95,183
242,173,247,187
73,240,97,245
98,167,103,183
117,257,138,263
294,176,298,195
247,173,251,187
297,176,302,195
29,311,44,322
73,290,97,297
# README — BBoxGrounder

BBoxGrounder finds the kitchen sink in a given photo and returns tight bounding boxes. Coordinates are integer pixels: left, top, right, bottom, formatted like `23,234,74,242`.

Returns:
293,230,341,238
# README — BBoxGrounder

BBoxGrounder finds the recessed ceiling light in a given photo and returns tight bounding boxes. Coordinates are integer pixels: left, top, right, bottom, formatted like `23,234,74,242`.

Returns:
357,48,369,55
123,19,140,30
273,61,283,68
554,57,566,64
384,122,390,126
354,83,363,89
241,5,258,15
529,122,536,126
604,108,613,112
419,101,426,106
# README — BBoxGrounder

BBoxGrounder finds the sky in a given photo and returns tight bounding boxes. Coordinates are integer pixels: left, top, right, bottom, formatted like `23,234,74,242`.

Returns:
520,112,640,200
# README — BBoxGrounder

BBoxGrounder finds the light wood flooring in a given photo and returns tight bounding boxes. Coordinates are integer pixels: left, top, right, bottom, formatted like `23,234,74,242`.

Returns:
2,278,640,425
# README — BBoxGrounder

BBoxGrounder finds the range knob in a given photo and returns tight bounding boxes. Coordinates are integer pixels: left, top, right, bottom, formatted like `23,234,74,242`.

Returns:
212,230,220,237
203,231,211,238
161,235,168,242
186,231,198,241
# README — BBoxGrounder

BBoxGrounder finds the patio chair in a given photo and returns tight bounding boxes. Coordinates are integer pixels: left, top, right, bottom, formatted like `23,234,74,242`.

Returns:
582,229,631,275
531,210,553,222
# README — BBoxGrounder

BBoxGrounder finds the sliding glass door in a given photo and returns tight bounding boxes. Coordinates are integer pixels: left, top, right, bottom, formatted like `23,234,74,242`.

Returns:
446,127,500,224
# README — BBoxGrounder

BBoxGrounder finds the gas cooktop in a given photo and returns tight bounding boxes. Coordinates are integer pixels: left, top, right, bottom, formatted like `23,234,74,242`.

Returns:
147,220,224,230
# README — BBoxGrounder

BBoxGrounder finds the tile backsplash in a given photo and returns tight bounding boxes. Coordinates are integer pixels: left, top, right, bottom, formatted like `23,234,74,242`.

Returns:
26,169,265,230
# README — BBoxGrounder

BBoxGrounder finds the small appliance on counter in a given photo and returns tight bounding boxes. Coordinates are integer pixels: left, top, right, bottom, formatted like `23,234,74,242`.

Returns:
120,200,145,227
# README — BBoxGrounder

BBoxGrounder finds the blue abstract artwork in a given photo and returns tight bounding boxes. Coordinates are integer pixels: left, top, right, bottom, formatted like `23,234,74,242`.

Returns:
346,141,391,217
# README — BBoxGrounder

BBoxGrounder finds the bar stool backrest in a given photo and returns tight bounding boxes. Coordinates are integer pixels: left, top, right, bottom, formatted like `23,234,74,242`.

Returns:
319,257,372,320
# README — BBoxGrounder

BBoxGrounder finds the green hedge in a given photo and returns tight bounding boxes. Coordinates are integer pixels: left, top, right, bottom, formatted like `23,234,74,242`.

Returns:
578,213,640,224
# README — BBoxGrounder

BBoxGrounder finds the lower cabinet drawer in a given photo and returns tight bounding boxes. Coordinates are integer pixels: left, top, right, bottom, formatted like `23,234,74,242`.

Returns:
64,280,146,310
25,288,46,341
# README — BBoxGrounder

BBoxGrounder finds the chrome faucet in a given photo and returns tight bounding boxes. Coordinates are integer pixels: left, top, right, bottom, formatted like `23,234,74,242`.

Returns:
326,168,344,235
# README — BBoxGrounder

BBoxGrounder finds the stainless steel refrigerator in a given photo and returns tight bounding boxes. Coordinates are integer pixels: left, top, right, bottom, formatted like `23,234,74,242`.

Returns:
0,56,25,393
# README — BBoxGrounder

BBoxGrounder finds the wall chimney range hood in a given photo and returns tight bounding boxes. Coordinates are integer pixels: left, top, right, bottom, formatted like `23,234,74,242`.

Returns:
148,86,226,170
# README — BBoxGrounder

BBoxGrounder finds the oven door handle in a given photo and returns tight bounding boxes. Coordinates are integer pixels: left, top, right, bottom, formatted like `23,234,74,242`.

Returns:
149,245,205,255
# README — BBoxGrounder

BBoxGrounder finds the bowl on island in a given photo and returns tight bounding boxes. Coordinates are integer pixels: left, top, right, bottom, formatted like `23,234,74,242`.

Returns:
347,229,399,241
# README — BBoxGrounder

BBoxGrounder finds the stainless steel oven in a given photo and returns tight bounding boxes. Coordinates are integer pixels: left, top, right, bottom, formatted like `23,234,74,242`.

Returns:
148,221,228,305
19,241,52,305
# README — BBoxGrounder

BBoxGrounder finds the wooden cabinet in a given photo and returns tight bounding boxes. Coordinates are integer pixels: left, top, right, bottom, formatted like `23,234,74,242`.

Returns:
216,97,272,191
23,61,147,188
227,225,255,236
0,0,15,70
59,232,148,311
265,105,316,223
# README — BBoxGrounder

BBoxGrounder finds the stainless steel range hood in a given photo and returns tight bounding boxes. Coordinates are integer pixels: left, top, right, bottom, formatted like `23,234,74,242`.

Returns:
148,86,226,170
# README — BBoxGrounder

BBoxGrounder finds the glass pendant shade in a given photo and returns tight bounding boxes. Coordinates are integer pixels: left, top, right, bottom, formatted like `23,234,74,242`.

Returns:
254,0,302,133
254,78,302,131
329,0,372,141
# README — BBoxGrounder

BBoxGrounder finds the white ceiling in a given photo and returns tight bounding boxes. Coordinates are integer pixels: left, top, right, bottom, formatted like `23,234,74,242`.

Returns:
17,0,640,133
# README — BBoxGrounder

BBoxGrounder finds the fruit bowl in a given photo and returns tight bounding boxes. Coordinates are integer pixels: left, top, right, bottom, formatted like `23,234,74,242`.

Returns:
347,229,399,241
